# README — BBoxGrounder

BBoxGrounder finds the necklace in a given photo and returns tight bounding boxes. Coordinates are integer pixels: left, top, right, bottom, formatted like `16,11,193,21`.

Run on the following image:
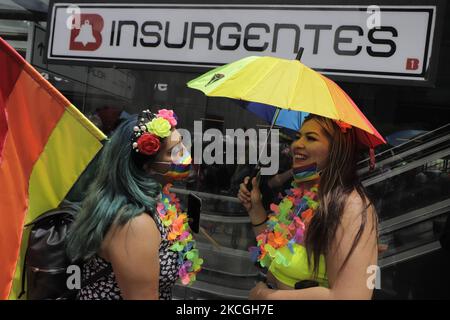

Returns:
157,184,203,285
249,183,319,268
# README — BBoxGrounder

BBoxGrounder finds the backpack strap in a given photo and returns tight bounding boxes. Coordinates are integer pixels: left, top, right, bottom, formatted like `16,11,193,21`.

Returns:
17,255,27,299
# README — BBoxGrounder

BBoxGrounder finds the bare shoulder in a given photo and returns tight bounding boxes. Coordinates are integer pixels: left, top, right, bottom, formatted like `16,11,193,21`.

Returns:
341,189,377,230
328,189,378,271
327,190,379,299
126,213,160,237
103,213,162,299
346,189,372,210
103,213,161,256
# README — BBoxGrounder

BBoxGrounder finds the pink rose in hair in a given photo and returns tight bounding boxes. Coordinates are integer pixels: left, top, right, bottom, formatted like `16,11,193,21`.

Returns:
156,109,177,127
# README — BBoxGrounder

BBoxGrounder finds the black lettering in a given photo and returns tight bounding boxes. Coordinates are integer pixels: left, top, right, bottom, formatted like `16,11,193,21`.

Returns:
110,20,115,46
140,21,162,47
367,26,398,57
272,24,300,53
217,23,241,50
334,25,363,56
189,22,214,50
117,21,138,47
244,23,269,52
164,21,188,48
305,24,332,54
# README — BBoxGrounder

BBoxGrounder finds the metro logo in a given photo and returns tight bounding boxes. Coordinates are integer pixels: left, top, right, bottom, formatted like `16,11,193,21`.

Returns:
69,14,104,51
406,58,420,70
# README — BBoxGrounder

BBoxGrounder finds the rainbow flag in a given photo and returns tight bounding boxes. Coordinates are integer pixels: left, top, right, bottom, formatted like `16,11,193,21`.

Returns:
0,37,106,299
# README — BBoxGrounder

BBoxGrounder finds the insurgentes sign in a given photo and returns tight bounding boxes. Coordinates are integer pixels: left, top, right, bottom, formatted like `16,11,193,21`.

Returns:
47,3,437,83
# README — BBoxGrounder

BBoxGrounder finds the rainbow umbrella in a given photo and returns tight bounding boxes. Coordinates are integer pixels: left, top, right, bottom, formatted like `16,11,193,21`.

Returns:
187,54,386,149
244,101,309,132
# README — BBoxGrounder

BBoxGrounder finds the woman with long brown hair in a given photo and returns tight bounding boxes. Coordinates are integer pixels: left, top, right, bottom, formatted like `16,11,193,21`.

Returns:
238,114,379,299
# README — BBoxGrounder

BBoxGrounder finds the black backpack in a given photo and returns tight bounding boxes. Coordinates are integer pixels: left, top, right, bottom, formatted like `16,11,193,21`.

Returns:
19,201,111,300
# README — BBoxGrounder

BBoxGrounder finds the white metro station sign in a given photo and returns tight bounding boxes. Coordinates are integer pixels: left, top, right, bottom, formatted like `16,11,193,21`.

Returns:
48,3,438,83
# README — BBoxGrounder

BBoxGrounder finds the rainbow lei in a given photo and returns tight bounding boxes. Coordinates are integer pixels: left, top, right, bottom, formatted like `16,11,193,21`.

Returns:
249,183,319,268
157,184,203,285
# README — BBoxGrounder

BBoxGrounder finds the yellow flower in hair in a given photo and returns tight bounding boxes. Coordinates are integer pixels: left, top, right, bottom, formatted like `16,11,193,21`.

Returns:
147,117,171,138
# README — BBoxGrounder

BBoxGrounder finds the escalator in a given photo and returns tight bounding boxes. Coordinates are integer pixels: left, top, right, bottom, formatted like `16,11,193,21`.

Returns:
360,124,450,299
173,123,450,300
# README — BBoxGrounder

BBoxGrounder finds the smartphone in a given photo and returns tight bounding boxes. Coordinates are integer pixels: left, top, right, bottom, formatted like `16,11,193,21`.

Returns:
246,166,261,192
187,193,202,233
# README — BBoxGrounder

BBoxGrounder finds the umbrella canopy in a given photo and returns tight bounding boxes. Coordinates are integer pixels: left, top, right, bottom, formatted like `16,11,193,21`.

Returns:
244,101,308,132
187,55,386,148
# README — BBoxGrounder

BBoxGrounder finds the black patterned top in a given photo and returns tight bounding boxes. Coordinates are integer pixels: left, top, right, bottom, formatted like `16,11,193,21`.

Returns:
78,212,181,300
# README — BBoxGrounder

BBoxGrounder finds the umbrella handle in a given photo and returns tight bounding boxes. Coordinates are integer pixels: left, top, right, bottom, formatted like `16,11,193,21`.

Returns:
246,106,280,192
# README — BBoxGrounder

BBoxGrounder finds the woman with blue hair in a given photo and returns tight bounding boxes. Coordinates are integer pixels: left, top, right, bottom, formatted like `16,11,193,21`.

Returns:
66,109,202,300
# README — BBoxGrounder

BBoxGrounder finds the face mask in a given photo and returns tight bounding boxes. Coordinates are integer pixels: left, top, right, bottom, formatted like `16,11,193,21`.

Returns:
292,163,320,184
153,150,193,181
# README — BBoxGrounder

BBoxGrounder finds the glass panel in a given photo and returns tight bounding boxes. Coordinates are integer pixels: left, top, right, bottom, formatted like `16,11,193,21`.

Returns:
379,213,449,260
376,213,450,300
365,155,450,221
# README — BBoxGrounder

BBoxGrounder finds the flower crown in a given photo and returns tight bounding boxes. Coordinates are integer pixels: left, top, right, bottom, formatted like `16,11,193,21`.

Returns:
132,109,178,156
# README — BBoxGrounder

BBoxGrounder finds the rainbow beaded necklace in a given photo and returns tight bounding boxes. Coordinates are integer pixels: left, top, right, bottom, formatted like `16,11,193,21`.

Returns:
156,184,203,285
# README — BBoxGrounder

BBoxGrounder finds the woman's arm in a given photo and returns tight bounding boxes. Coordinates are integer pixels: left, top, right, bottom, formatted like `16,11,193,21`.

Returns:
250,191,378,300
249,202,269,236
105,213,161,300
238,177,269,236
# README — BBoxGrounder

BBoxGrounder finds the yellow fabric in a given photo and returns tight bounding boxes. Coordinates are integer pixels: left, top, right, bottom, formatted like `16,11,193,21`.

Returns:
9,106,105,299
187,56,376,134
268,243,328,288
187,55,258,94
27,107,104,224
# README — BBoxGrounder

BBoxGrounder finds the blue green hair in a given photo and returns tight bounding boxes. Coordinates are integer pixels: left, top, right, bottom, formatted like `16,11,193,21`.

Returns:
66,117,162,262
